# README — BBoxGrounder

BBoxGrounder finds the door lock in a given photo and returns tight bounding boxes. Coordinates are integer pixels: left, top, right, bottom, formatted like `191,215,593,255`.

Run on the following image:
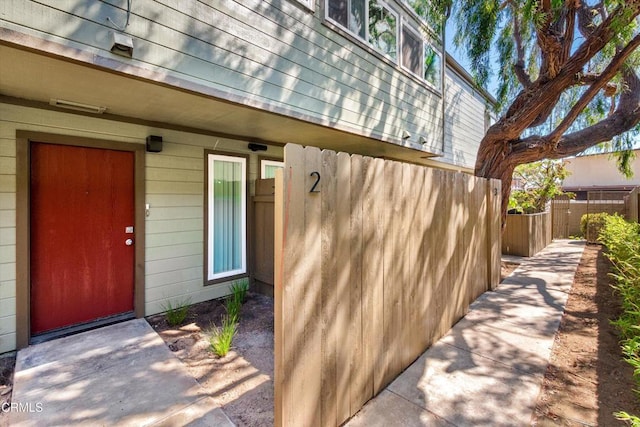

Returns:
125,239,134,246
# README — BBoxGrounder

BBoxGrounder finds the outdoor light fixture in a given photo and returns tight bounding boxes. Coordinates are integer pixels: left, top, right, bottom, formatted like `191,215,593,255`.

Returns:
248,143,268,152
402,130,412,140
49,99,107,114
110,32,134,58
146,135,163,153
419,136,428,145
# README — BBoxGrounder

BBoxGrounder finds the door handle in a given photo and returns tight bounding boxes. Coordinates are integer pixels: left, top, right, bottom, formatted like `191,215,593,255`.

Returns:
125,239,134,246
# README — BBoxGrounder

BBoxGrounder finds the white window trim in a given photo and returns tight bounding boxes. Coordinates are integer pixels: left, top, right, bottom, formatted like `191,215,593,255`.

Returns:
400,20,443,93
295,0,315,12
261,159,285,179
423,40,443,91
368,0,399,60
207,153,247,282
325,0,399,62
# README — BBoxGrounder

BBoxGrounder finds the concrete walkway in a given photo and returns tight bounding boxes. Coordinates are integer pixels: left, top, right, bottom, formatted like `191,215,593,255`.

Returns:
346,239,586,427
10,319,233,426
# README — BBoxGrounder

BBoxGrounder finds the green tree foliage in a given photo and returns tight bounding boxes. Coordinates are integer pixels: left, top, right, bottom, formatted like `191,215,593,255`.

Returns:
599,214,640,421
508,160,571,213
429,0,640,220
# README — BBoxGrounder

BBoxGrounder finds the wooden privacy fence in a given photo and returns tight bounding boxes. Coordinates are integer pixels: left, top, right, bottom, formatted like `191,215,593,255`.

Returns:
274,144,501,427
626,187,640,223
503,212,552,257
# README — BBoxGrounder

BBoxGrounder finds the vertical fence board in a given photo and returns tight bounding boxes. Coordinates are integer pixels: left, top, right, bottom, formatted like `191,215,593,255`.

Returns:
335,152,353,424
276,144,503,427
489,179,501,290
441,172,455,330
349,155,366,416
279,144,306,427
420,167,436,349
475,176,488,298
274,170,284,427
320,150,338,427
409,164,426,361
431,169,447,339
454,173,466,320
366,157,385,395
400,163,414,368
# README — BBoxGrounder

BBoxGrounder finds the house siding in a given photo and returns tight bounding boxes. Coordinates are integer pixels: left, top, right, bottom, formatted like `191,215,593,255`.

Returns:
444,70,488,168
0,0,489,169
0,102,283,353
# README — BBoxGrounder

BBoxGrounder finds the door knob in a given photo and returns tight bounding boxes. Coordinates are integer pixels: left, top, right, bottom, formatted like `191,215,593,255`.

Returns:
125,239,133,246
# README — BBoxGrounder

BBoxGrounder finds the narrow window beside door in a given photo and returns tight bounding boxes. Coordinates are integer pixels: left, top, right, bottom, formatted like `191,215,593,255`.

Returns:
207,153,247,282
261,159,284,179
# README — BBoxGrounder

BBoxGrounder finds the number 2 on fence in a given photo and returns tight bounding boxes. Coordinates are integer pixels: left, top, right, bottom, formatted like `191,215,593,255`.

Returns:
310,171,320,193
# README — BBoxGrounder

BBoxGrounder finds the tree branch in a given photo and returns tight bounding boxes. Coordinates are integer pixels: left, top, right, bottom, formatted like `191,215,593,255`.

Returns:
576,2,598,39
509,66,640,163
560,3,576,63
549,34,640,142
498,3,640,137
512,8,532,87
569,3,640,76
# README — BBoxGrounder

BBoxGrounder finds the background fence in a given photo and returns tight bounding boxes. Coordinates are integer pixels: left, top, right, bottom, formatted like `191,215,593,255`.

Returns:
274,144,501,427
503,212,552,257
626,187,640,223
552,190,633,239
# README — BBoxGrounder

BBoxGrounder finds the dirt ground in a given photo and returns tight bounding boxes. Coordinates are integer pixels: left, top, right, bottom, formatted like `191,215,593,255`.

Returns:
1,247,638,427
0,353,15,427
148,291,274,427
533,244,639,426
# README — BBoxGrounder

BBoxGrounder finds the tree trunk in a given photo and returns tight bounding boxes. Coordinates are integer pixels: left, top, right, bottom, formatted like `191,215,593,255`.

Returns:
474,136,547,228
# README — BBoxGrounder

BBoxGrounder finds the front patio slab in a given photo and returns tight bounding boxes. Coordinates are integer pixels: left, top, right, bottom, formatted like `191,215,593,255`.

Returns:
10,319,233,426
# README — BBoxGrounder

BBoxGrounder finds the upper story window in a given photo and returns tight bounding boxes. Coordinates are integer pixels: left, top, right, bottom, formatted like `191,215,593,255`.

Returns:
295,0,315,11
327,0,442,91
423,42,441,89
327,0,398,60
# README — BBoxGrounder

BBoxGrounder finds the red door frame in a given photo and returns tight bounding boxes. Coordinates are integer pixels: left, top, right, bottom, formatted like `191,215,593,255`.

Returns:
15,131,146,348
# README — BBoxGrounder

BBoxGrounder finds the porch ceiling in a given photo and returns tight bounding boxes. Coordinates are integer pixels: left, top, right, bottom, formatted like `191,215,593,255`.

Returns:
0,44,438,165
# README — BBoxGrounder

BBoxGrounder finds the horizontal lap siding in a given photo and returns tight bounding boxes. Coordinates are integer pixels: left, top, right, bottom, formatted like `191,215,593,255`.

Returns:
0,130,16,351
444,70,488,169
276,144,501,426
0,103,282,352
1,0,447,148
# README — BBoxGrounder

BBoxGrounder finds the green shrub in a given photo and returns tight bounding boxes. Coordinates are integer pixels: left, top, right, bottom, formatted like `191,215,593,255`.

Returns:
225,295,242,324
600,214,640,420
580,212,611,243
210,315,237,357
615,411,640,427
209,279,249,357
225,279,249,323
161,297,191,326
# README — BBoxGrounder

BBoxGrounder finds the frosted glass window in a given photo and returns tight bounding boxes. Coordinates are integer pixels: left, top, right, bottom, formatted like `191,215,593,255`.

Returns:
207,154,247,281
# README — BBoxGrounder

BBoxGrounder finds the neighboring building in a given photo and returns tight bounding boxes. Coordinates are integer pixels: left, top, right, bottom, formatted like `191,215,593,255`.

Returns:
562,149,640,199
0,0,494,352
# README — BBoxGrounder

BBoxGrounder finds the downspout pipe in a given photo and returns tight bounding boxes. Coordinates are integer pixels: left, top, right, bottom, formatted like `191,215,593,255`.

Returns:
441,5,451,154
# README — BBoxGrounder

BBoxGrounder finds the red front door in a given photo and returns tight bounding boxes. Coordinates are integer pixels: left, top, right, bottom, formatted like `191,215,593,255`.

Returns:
30,142,135,335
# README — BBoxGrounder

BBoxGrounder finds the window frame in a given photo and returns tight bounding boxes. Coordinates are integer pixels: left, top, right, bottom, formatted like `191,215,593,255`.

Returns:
294,0,315,12
260,159,285,179
422,39,443,91
325,0,400,62
204,151,249,284
324,0,444,95
400,22,423,78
